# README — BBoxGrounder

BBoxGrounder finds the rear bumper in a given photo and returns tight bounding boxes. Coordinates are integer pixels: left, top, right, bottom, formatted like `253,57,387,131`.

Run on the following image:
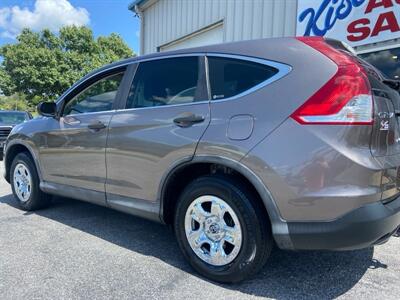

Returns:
281,195,400,251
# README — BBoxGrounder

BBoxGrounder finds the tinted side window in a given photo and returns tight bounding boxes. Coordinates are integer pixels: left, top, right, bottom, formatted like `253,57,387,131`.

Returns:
63,73,123,116
208,57,278,100
126,57,201,109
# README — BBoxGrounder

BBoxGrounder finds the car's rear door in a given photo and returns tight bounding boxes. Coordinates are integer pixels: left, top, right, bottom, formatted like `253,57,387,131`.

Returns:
105,55,210,214
38,66,129,205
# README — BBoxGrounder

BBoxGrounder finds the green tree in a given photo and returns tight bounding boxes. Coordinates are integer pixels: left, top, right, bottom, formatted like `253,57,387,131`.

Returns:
0,26,134,103
0,94,32,112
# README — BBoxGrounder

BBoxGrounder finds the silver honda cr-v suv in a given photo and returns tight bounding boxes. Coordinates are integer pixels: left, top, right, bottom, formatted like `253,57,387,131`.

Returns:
3,37,400,283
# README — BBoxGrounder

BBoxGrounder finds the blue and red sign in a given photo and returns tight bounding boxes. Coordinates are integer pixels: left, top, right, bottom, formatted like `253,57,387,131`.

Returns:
297,0,400,46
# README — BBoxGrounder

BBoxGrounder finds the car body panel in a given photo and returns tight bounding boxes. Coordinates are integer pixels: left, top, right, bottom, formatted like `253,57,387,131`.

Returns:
242,118,383,222
40,181,107,207
105,102,211,203
36,113,113,199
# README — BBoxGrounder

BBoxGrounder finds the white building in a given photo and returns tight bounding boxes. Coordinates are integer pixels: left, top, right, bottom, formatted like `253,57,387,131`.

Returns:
129,0,400,80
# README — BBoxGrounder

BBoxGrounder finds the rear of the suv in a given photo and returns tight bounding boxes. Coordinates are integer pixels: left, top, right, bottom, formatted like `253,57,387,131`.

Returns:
238,37,400,251
3,37,400,283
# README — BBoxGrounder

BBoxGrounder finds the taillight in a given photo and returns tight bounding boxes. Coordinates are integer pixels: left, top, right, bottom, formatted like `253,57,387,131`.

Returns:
291,37,373,125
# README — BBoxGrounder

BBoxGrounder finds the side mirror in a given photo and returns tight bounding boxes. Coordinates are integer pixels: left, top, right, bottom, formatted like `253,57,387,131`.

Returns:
37,102,57,117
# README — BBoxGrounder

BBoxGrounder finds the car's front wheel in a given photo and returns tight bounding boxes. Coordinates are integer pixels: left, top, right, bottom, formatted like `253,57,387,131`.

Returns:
10,152,51,210
174,175,273,283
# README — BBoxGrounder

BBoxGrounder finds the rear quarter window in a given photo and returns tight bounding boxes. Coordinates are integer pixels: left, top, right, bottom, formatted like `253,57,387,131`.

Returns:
207,56,279,100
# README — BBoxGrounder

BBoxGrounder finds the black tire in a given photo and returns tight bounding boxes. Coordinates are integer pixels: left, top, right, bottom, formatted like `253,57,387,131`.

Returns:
10,152,51,211
174,175,273,283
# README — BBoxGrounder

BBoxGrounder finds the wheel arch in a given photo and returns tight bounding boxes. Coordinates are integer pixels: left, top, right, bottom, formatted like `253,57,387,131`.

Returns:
4,141,42,184
158,155,292,249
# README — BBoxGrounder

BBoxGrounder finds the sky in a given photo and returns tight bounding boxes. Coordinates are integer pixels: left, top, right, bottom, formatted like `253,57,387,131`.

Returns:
0,0,140,54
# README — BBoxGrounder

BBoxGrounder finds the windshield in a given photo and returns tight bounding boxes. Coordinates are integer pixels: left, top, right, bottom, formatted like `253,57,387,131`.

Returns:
0,112,29,125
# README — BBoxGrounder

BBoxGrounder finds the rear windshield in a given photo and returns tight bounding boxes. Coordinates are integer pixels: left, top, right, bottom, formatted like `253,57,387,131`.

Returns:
0,112,28,125
208,57,278,100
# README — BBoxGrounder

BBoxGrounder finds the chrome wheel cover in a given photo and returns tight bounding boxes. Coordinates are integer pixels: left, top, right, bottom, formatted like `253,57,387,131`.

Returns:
13,163,32,202
184,195,242,266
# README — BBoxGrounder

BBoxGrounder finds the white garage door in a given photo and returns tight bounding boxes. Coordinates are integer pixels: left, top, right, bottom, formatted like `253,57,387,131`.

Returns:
160,23,223,52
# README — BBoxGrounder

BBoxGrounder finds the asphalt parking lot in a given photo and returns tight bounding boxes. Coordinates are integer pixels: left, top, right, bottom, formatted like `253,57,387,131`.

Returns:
0,162,399,299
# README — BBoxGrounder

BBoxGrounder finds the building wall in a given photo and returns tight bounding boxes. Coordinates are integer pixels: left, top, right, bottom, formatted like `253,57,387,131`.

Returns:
140,0,298,54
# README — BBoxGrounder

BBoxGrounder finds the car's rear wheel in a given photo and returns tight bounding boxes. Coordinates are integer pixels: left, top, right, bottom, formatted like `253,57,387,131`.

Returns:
10,152,51,210
174,175,273,283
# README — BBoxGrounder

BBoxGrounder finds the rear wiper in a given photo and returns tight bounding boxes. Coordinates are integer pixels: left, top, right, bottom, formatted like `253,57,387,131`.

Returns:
383,79,400,91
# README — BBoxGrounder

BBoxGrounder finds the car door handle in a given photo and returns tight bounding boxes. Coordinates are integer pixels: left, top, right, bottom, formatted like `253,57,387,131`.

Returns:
173,114,205,127
88,121,107,131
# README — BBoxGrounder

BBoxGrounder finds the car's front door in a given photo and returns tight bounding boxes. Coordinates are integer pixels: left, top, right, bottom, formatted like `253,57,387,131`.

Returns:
38,67,128,204
105,55,210,213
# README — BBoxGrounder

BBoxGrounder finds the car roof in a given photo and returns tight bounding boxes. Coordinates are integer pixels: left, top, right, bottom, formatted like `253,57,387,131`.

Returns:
89,37,298,73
